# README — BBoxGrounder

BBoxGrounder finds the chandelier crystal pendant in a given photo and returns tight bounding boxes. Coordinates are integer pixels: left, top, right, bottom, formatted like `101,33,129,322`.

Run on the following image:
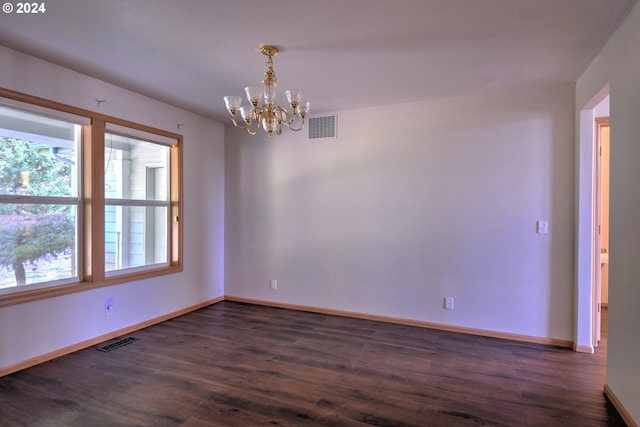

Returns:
224,45,310,138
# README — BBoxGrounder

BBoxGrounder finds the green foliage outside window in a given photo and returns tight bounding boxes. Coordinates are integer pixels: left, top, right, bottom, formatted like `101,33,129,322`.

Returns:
0,137,75,285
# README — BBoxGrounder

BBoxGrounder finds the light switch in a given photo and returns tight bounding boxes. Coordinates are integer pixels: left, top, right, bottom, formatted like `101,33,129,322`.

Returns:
537,220,549,234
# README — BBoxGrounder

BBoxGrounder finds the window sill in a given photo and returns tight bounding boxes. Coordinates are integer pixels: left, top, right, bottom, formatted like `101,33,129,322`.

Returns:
0,264,183,308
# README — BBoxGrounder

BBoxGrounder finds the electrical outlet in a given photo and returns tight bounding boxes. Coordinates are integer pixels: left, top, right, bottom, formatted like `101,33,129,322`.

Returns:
105,297,114,316
444,297,454,310
270,279,277,290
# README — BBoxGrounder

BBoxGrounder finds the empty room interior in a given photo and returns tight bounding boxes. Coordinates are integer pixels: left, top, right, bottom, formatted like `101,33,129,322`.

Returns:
1,1,640,425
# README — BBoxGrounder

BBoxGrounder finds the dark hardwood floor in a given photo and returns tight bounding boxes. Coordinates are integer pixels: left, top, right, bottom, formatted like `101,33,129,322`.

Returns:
0,302,626,426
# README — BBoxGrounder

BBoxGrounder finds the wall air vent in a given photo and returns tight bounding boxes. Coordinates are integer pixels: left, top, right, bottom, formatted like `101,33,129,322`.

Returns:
308,114,337,139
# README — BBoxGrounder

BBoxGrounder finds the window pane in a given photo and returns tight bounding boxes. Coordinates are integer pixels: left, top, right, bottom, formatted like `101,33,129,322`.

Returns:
1,107,79,198
0,204,78,289
105,206,168,273
0,105,81,293
104,133,169,201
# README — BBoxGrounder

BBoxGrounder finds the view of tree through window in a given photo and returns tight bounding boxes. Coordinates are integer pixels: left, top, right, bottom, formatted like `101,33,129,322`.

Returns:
0,95,181,304
0,107,80,289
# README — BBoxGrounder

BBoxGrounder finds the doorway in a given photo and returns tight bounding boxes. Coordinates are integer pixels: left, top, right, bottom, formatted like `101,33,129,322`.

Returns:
594,116,610,349
576,85,609,353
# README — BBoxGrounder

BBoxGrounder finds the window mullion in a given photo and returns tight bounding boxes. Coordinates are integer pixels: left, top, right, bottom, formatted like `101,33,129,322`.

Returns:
83,120,106,282
170,144,181,266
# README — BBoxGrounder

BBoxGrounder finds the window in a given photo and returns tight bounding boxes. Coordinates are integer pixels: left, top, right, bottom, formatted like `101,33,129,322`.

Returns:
0,92,182,306
0,106,82,291
104,130,170,275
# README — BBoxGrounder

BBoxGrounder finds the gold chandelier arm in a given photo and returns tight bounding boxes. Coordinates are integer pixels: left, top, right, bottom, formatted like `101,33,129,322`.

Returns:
286,114,307,132
273,105,289,126
229,116,249,130
245,117,260,135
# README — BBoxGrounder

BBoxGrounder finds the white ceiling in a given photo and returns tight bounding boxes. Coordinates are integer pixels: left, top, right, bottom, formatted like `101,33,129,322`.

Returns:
0,0,636,121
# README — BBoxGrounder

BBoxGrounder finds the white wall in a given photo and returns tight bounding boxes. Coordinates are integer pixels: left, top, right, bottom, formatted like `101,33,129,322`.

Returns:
0,45,225,371
577,2,640,423
226,83,575,341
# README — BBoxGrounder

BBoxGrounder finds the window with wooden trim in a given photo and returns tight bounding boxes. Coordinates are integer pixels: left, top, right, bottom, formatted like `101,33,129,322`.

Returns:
0,105,84,291
104,129,171,275
0,91,182,306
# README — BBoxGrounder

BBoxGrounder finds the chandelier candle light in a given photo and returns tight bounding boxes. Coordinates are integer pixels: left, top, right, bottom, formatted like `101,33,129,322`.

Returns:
224,45,310,138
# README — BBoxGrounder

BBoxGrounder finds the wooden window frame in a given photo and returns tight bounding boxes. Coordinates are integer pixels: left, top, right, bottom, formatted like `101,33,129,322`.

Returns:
0,88,183,307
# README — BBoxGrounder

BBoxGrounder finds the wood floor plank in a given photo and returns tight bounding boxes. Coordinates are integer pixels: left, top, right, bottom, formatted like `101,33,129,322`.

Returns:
0,302,628,426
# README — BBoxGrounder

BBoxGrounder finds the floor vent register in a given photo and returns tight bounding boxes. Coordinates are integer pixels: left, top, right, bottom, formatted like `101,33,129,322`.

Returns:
96,337,139,352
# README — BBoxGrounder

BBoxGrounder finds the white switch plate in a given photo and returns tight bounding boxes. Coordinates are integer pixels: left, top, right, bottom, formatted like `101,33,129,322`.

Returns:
537,220,549,234
445,297,454,310
270,279,277,290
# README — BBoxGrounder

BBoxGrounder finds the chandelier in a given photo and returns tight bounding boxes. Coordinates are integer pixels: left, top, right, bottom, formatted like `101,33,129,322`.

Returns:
223,45,310,138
